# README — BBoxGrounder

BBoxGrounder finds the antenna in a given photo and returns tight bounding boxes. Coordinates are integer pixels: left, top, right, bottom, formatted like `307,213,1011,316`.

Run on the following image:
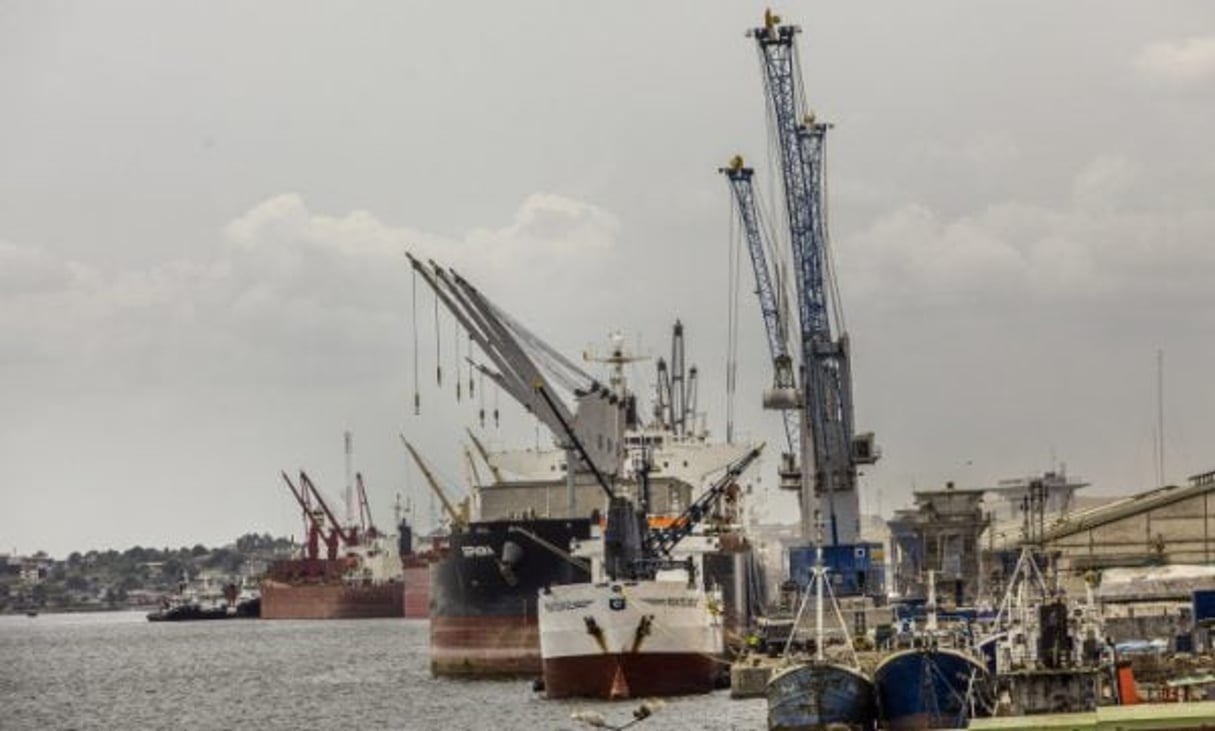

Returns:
1157,348,1165,486
344,431,354,529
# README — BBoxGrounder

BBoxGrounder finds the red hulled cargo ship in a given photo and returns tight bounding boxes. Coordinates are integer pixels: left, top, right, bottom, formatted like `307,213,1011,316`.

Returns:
261,467,407,620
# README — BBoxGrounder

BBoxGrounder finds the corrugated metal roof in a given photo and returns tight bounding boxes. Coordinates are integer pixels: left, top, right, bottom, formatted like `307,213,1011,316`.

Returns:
1040,480,1215,542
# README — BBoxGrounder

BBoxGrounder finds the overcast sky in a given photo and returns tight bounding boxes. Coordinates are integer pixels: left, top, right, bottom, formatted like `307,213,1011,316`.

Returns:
3,2,1213,557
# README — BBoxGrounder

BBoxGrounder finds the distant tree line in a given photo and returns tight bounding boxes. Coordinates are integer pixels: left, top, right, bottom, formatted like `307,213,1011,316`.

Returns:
1,533,294,613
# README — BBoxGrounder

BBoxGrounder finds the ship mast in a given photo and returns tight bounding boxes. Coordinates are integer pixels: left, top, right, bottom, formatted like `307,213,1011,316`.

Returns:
344,431,355,532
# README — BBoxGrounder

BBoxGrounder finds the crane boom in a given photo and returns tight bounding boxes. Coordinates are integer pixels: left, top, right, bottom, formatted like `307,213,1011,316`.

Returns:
299,471,355,545
399,434,465,528
645,443,765,557
355,473,378,538
406,253,621,483
465,428,504,484
720,156,799,457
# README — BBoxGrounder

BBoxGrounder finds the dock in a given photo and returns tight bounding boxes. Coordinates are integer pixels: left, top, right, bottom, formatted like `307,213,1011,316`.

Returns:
969,701,1215,731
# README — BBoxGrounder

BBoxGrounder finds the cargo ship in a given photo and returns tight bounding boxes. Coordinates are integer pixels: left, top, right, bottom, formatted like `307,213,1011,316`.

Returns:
538,563,725,699
405,260,768,679
393,494,449,620
261,461,407,620
431,517,595,675
536,447,762,698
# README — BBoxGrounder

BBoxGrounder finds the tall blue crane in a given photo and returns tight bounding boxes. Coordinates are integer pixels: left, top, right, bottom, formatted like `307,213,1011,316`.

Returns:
747,10,878,546
719,157,800,468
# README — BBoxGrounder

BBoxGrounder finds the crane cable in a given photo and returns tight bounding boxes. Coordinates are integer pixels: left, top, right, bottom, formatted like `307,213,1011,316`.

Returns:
433,289,442,387
820,137,847,335
412,269,420,415
725,186,740,446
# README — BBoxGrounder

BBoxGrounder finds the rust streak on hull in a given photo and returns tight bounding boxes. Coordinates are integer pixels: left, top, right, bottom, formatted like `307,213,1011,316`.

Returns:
430,615,541,676
543,652,719,699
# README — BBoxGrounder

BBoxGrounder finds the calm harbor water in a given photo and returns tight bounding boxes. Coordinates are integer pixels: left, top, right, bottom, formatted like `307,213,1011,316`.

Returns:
0,612,765,730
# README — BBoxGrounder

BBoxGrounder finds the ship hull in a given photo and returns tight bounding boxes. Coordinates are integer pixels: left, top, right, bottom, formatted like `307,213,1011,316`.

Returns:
146,606,233,622
543,652,719,699
260,581,404,619
766,662,877,731
403,563,429,619
874,648,992,730
430,614,542,675
430,518,594,676
538,579,725,699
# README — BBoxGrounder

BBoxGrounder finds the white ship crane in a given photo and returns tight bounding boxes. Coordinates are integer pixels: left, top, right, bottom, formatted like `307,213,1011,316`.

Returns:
406,253,627,517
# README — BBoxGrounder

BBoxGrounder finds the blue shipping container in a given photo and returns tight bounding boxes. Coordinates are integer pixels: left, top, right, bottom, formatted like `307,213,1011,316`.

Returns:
1193,589,1215,624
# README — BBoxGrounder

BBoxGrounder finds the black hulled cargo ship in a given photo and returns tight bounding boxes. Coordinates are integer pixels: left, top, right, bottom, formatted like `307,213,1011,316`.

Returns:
429,517,594,675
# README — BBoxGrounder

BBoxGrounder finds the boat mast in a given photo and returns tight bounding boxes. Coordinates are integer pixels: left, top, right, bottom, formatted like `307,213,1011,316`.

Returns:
814,540,825,662
926,569,938,633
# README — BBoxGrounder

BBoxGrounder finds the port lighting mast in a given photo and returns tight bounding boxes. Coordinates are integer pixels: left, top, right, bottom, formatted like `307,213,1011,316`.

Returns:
748,10,878,545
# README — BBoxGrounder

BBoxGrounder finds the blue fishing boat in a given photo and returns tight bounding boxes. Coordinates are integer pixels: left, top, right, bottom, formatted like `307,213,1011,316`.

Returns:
874,646,992,730
765,534,877,730
767,661,877,731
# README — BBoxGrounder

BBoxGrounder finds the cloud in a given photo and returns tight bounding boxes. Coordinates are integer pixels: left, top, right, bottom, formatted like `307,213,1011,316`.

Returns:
1134,36,1215,83
839,155,1215,310
1072,155,1134,211
0,193,623,386
919,131,1021,168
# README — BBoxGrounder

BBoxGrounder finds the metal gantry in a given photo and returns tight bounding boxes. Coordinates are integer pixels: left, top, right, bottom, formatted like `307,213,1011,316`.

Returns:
743,10,878,545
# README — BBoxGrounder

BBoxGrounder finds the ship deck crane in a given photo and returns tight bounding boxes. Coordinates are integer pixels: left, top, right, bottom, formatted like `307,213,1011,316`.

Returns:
465,427,503,485
299,471,357,549
407,254,625,518
280,471,338,560
747,10,878,545
645,443,765,558
399,434,467,530
354,473,379,540
653,320,700,436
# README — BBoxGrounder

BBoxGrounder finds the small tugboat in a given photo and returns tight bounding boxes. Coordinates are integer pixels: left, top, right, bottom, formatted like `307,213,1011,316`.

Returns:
765,542,877,731
147,575,259,622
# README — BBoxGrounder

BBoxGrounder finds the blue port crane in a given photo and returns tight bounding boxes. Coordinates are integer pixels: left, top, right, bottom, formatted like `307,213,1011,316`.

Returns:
746,10,878,546
719,157,799,463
